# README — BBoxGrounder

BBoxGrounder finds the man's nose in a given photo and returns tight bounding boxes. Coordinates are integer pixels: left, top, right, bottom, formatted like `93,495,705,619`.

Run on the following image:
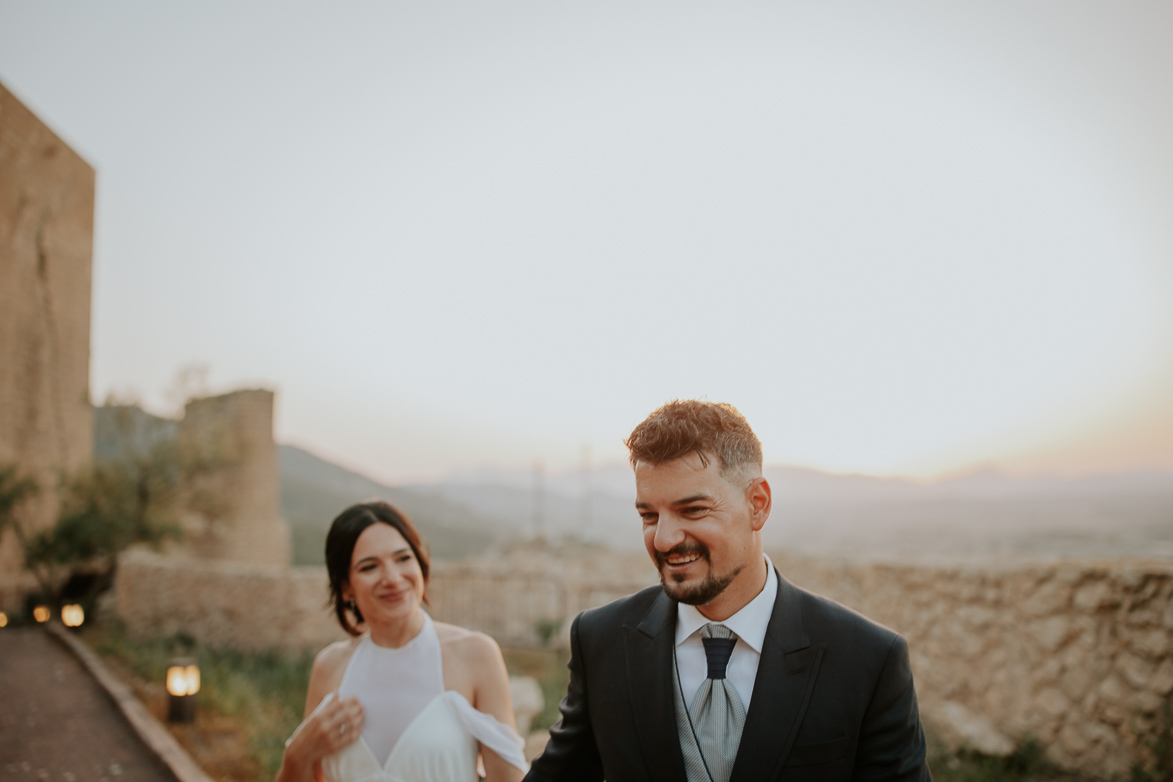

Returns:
653,515,685,551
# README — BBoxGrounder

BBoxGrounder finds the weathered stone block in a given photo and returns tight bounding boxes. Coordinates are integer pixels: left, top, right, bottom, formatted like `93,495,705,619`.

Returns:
1061,665,1094,703
1032,657,1063,689
1037,688,1071,718
1122,626,1170,659
1097,674,1132,714
1163,596,1173,629
1022,578,1074,617
1127,604,1164,627
1058,722,1089,755
1117,652,1156,690
1150,658,1173,696
1074,580,1119,611
1033,615,1073,652
931,700,1014,756
1135,690,1164,715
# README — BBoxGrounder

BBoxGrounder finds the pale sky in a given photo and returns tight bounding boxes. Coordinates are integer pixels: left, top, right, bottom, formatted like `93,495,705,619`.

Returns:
2,2,1171,484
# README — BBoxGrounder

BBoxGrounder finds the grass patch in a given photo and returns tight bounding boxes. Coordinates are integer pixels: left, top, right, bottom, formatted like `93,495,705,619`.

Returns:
81,621,571,777
82,618,312,779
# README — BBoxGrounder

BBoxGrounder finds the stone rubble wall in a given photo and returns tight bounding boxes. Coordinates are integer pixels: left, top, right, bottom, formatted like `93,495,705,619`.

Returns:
0,80,95,612
117,549,339,654
425,548,660,647
115,548,1173,778
774,553,1173,778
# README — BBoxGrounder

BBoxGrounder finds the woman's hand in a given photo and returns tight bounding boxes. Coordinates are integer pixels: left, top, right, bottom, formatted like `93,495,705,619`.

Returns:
276,693,364,782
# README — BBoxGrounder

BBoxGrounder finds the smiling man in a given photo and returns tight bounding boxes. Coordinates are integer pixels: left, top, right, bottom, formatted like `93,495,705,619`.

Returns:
524,400,932,782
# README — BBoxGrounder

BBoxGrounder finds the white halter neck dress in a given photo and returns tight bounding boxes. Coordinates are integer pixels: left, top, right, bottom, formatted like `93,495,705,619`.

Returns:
299,613,528,782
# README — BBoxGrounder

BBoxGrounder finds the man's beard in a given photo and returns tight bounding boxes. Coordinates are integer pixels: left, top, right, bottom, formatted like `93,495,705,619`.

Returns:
655,542,742,606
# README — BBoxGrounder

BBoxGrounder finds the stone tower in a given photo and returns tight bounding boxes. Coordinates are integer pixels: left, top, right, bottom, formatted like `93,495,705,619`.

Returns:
0,81,95,610
174,389,291,566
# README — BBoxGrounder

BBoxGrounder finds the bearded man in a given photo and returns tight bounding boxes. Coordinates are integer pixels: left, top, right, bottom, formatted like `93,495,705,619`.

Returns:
524,400,932,782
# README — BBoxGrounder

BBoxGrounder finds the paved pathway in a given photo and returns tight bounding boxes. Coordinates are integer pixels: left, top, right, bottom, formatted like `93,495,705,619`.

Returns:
0,627,179,782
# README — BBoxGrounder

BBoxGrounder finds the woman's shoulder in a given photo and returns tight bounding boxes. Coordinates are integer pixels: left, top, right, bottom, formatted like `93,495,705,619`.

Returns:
433,620,511,716
312,636,362,678
433,620,502,666
303,636,363,716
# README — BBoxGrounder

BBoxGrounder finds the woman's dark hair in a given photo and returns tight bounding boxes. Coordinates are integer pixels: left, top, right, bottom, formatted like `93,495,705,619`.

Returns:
324,500,431,636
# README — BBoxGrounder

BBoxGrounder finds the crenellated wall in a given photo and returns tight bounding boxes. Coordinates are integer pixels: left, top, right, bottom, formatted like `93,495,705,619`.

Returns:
115,548,1173,778
0,80,95,611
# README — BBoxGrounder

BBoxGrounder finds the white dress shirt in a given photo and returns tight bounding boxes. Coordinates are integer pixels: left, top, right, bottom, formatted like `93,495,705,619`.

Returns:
674,555,778,715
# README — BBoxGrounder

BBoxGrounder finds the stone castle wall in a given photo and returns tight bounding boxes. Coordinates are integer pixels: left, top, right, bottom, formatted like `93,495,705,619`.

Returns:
775,554,1173,778
0,81,94,610
114,547,1173,777
171,389,290,566
116,550,339,654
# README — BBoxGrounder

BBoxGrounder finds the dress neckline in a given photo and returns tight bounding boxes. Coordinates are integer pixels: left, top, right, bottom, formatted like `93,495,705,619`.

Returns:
362,611,432,654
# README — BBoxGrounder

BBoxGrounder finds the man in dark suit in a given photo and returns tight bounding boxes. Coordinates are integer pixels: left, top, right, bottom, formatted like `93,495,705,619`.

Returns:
525,400,932,782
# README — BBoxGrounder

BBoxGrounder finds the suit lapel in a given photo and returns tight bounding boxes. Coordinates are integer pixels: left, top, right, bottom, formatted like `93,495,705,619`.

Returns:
623,589,688,782
729,571,825,782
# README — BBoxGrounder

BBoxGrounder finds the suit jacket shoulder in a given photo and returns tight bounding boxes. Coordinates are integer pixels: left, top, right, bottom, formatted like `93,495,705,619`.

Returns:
575,584,666,638
745,575,930,781
786,579,903,656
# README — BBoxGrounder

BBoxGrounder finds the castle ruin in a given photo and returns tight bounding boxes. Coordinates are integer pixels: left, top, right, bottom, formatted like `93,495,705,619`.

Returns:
172,388,291,567
0,81,95,611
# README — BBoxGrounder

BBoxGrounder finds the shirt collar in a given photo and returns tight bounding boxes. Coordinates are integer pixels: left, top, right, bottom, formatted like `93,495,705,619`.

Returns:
674,555,777,655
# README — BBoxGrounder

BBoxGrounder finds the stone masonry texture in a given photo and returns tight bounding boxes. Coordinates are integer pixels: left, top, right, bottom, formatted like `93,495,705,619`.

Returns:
117,548,1173,778
0,80,94,612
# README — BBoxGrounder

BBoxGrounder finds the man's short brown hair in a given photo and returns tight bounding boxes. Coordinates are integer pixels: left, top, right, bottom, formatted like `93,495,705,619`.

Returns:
625,399,762,482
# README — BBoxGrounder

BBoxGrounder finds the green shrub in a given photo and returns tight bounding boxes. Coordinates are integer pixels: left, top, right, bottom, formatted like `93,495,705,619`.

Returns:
88,620,312,774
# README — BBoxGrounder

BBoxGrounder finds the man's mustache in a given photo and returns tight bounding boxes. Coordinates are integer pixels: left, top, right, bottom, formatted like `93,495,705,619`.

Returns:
654,542,709,567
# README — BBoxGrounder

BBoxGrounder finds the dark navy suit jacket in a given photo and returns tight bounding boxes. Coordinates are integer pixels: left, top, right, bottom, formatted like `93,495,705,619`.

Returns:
525,571,932,781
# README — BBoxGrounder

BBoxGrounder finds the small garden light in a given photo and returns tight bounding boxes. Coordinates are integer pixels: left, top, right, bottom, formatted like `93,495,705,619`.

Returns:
61,604,84,628
32,605,50,623
0,611,7,627
166,657,200,723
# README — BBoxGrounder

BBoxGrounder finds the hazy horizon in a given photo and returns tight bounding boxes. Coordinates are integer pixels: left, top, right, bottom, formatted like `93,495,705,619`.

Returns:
282,438,1173,493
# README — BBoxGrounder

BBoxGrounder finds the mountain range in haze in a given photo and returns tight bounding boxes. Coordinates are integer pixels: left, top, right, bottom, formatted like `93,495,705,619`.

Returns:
93,405,1173,565
284,444,1173,565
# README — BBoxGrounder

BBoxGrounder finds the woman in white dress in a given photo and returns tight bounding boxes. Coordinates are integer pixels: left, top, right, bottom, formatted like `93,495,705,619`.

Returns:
276,501,528,782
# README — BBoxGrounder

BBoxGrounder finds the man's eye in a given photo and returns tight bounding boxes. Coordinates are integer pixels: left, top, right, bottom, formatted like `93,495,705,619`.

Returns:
640,513,657,523
681,507,706,516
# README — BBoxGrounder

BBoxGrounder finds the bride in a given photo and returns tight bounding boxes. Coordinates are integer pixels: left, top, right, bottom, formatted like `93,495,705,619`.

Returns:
276,501,528,782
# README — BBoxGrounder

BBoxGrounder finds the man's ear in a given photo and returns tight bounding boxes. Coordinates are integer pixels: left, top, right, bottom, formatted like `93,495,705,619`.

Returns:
747,477,771,531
